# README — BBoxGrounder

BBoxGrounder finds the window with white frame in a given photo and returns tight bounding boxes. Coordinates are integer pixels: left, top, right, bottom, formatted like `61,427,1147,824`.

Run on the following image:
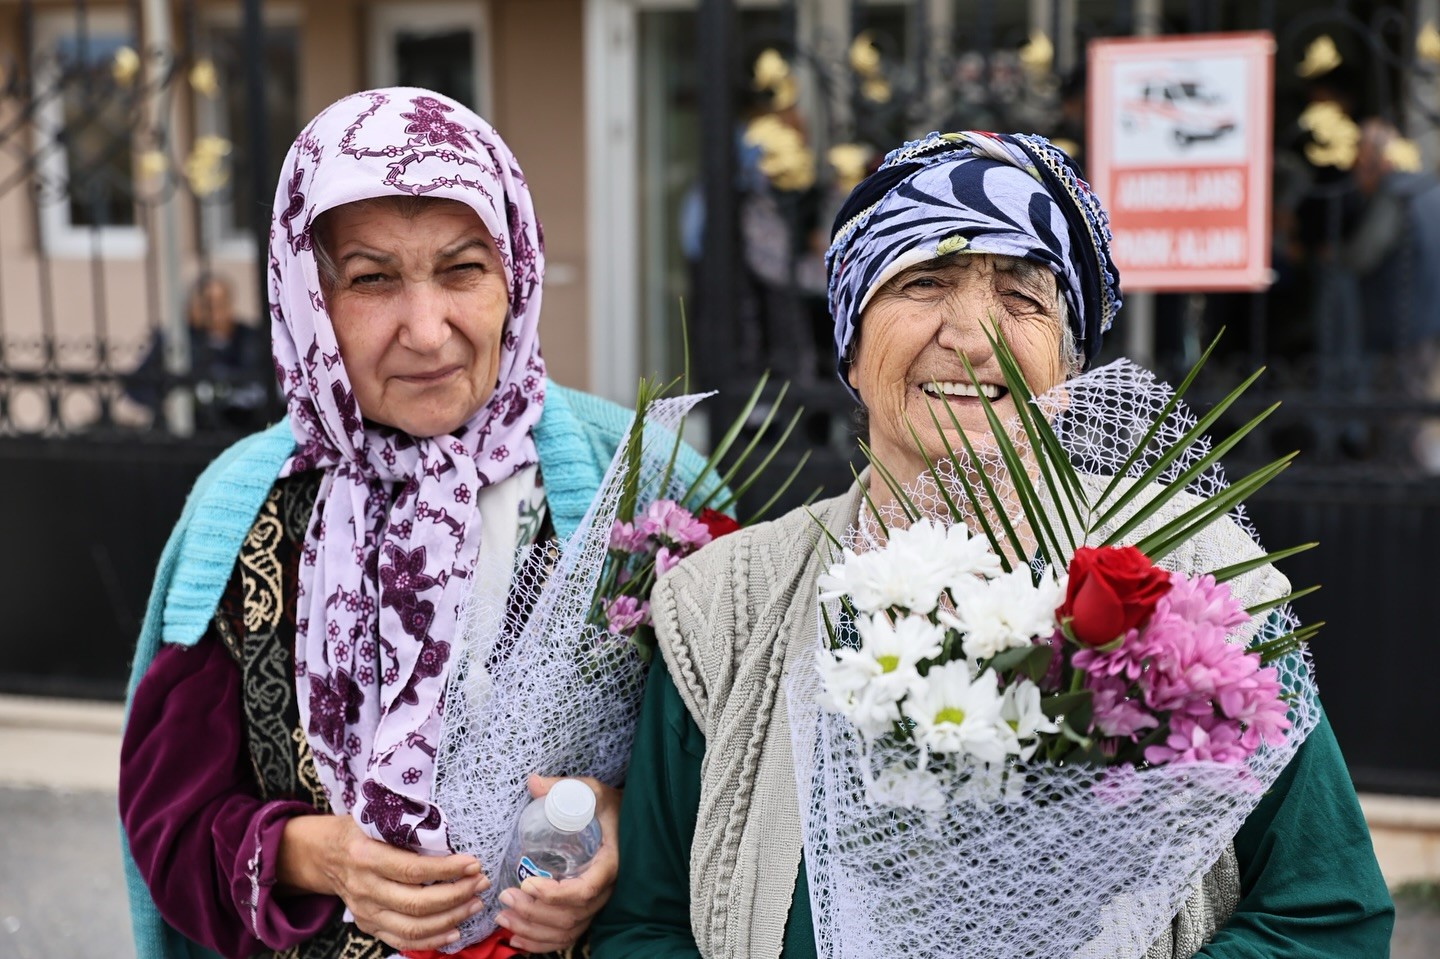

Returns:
195,6,301,257
33,9,144,257
368,2,493,117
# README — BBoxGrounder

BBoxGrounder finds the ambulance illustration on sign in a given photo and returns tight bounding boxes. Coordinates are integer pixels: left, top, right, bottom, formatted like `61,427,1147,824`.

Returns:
1120,75,1237,147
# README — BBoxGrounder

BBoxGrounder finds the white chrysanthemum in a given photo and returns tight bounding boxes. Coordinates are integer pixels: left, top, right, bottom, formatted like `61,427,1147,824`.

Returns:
885,518,1005,590
941,566,1065,661
819,518,1001,615
815,613,943,739
998,679,1060,761
866,762,947,812
855,612,944,695
903,661,1007,762
818,547,942,614
816,649,905,739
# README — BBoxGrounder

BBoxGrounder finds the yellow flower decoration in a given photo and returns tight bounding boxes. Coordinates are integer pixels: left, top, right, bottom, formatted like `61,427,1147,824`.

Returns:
137,149,168,180
744,114,815,192
849,31,881,78
935,234,970,257
189,59,219,99
1297,36,1342,79
1299,101,1359,169
111,46,140,86
827,143,872,193
1419,23,1440,65
1384,136,1423,173
1019,32,1054,78
184,135,232,196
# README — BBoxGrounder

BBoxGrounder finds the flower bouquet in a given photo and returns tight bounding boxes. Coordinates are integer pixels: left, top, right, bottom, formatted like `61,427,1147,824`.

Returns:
432,374,805,948
789,332,1320,959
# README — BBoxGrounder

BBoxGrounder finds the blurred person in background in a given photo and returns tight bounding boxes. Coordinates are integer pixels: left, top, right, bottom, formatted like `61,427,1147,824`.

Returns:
1340,118,1440,470
125,273,271,431
116,87,718,959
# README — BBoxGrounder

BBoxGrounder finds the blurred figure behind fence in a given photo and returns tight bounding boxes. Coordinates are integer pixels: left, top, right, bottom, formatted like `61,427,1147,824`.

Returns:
125,273,271,432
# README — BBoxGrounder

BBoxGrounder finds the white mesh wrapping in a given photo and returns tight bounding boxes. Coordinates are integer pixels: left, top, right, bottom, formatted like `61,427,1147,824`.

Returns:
789,360,1318,959
432,392,707,949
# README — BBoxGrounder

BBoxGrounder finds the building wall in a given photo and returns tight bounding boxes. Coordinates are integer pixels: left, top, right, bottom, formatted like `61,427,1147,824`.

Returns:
0,0,592,431
490,0,589,390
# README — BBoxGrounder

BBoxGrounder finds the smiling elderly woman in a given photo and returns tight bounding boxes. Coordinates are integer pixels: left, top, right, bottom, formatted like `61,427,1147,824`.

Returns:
117,88,711,959
589,132,1393,958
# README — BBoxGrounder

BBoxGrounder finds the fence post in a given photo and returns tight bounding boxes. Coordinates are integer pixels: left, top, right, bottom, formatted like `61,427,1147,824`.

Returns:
242,0,271,400
697,0,738,411
141,0,191,433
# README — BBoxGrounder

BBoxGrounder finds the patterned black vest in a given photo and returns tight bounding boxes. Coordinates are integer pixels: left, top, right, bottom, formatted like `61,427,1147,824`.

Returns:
212,472,584,959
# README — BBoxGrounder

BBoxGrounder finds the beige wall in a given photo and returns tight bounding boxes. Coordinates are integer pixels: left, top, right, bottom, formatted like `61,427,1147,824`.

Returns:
0,0,592,426
296,0,592,390
489,0,589,389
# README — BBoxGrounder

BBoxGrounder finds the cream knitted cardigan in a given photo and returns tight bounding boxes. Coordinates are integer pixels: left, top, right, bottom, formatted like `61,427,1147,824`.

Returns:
652,476,1289,959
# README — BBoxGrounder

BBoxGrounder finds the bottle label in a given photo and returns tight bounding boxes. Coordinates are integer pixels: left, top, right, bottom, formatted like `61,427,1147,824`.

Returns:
516,855,553,885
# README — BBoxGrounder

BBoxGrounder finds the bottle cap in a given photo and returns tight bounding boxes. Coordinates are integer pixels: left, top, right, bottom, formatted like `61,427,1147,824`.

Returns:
544,779,597,832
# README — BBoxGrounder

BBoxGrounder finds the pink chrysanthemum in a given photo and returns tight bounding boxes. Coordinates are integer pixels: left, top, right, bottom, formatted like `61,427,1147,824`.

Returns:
604,595,651,636
1088,674,1159,739
609,520,651,554
1073,572,1291,766
1155,573,1249,633
655,545,684,576
1144,713,1250,766
638,499,713,549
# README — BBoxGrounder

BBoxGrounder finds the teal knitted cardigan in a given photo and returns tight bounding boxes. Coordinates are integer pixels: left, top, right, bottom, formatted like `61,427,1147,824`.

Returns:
121,382,710,959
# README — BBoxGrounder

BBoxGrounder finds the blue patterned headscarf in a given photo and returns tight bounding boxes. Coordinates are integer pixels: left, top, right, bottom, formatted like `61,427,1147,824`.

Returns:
826,131,1122,386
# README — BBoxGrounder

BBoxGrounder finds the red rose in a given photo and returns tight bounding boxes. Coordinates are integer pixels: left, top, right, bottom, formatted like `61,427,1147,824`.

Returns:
697,508,741,541
1056,546,1171,647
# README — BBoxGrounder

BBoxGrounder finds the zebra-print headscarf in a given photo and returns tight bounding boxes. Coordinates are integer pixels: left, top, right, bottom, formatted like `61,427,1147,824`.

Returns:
825,131,1122,387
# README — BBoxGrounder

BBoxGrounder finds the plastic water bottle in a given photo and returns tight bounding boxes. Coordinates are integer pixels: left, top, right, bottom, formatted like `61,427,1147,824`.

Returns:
499,779,602,891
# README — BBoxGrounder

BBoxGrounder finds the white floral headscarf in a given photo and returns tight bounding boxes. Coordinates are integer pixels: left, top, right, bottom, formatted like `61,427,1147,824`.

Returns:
269,88,546,850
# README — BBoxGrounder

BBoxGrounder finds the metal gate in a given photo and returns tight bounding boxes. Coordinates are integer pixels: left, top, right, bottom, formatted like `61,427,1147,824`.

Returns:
0,0,279,696
691,0,1440,795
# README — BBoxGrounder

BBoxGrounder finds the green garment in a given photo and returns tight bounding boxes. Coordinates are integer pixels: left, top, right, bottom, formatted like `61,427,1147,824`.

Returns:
591,662,1394,959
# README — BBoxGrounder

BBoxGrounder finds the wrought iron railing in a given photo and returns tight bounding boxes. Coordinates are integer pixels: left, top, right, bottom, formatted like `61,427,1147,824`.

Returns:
0,0,280,440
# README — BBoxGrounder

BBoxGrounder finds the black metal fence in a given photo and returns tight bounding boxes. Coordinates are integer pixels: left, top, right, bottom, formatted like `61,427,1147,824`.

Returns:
691,0,1440,795
0,0,279,697
0,0,280,440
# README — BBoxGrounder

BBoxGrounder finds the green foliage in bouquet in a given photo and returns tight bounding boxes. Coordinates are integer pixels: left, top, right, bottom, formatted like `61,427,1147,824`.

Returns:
822,324,1321,767
589,321,816,659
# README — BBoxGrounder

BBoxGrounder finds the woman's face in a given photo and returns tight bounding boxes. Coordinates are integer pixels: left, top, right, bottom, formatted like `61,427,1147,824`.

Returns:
321,199,509,438
847,253,1067,484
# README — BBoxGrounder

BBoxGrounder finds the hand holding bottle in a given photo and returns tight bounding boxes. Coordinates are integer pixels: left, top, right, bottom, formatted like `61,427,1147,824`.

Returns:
492,775,621,954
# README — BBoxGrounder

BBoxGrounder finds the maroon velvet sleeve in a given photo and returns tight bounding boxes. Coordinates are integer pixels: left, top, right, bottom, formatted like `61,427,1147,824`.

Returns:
120,639,340,957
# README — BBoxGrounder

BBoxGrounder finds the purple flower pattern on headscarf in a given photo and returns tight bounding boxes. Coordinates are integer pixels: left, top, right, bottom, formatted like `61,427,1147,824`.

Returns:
399,96,475,152
271,88,546,852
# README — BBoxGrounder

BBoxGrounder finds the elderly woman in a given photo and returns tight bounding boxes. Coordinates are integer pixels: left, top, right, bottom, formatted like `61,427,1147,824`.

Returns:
119,88,706,959
589,132,1393,958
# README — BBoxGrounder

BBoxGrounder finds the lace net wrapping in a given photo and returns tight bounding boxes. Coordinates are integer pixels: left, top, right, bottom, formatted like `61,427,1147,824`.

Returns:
788,360,1319,959
432,393,706,948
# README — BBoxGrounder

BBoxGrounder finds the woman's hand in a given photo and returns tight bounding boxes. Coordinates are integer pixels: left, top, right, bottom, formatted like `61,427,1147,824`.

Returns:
494,775,621,954
278,813,489,952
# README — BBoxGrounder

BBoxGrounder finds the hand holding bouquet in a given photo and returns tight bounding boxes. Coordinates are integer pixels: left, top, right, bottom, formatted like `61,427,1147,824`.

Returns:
433,374,805,948
792,332,1319,959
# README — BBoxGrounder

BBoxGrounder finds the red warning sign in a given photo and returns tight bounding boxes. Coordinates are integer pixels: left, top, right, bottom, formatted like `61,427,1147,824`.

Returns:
1088,32,1274,291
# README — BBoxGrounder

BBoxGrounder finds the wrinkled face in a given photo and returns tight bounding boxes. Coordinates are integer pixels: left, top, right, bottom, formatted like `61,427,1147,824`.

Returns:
847,253,1067,485
321,199,509,438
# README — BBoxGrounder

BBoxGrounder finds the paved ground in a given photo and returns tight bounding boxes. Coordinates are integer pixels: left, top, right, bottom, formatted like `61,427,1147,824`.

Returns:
1,695,1436,958
0,786,134,959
